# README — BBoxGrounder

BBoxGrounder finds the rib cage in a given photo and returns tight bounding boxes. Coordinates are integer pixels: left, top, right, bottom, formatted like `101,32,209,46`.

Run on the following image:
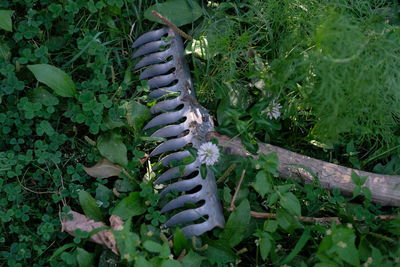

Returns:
132,27,225,237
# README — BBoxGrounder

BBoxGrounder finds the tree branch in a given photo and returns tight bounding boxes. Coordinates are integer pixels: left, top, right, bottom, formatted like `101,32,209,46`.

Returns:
207,131,400,206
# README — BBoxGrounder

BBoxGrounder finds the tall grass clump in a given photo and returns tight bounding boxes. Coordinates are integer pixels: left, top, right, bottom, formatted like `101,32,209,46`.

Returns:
253,0,400,162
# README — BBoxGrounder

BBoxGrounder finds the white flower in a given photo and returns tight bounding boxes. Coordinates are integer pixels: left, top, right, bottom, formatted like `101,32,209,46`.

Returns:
266,102,282,120
197,142,220,166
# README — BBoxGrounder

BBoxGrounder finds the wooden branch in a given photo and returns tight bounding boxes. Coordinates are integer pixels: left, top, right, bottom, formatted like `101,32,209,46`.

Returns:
207,132,400,207
151,10,194,41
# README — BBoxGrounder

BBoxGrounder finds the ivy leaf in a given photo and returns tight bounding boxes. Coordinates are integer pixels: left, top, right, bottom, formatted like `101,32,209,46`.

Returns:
220,199,251,247
280,192,301,216
253,170,272,198
78,190,103,221
0,10,13,32
27,64,76,98
111,192,146,220
83,158,123,179
97,132,128,167
144,0,203,27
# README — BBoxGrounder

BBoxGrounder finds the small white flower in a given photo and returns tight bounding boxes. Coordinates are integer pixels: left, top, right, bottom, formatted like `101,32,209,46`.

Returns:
198,142,220,166
265,102,282,120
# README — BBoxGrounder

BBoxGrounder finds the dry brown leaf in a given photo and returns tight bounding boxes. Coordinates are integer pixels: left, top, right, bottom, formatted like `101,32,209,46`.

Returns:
109,215,124,231
61,210,118,255
83,158,123,179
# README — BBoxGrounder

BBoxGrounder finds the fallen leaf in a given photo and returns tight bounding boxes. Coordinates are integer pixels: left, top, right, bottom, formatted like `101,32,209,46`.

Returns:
109,215,124,231
84,158,123,179
61,210,118,254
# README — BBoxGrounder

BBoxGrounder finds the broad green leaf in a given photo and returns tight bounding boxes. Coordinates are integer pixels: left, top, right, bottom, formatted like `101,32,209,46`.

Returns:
160,242,171,257
76,248,94,267
103,116,125,130
206,241,237,264
276,208,302,232
331,228,359,266
111,192,146,220
253,170,272,198
143,240,162,253
78,190,103,221
259,233,272,260
0,10,13,32
113,220,140,262
259,152,279,175
83,158,123,179
30,88,59,106
173,228,189,255
220,199,251,247
95,183,113,208
27,64,76,97
122,101,151,132
351,171,367,186
182,250,205,267
134,256,152,267
263,220,278,233
279,228,310,264
280,192,301,216
97,132,128,167
0,41,11,60
144,0,203,27
161,260,182,267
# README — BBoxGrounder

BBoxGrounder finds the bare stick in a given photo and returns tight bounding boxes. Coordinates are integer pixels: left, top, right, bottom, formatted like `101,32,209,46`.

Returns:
151,10,194,41
217,163,237,183
208,131,400,207
250,211,399,224
228,169,246,211
17,175,59,195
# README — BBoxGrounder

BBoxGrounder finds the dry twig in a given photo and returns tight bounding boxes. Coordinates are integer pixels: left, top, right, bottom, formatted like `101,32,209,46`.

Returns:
151,10,194,41
227,167,399,224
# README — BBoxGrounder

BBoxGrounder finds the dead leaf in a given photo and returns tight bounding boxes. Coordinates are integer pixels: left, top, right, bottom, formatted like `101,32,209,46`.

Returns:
61,210,118,255
84,158,123,179
110,215,124,231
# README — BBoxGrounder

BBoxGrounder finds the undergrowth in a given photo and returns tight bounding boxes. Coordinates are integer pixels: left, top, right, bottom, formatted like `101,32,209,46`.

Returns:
0,0,399,266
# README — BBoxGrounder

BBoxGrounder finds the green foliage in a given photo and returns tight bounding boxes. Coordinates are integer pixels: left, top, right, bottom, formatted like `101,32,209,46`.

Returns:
0,10,13,32
111,192,146,220
28,64,77,97
144,0,203,27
